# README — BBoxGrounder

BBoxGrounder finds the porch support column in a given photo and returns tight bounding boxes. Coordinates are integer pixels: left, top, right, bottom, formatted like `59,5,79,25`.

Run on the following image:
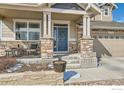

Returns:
41,11,53,59
43,11,47,37
43,11,52,37
83,16,87,38
83,15,91,38
79,15,97,68
48,12,52,37
80,15,94,54
87,16,91,37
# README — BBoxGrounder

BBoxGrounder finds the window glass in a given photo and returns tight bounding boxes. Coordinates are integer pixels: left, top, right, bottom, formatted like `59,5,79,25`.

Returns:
116,36,119,39
29,23,40,29
99,36,102,39
120,36,124,39
15,22,27,31
16,32,27,40
105,36,108,39
110,36,114,39
15,21,40,40
104,8,109,16
29,32,40,40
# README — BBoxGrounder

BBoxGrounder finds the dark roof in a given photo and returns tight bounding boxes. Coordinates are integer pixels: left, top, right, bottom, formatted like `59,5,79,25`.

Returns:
79,21,124,30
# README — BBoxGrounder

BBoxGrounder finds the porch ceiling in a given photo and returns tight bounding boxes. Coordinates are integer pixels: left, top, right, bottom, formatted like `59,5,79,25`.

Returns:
52,13,81,21
0,8,43,19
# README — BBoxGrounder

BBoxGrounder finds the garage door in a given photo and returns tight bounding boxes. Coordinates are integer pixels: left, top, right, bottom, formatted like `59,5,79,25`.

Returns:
93,39,124,57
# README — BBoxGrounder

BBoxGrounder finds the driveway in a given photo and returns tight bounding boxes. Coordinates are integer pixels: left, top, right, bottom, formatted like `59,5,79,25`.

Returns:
65,57,124,84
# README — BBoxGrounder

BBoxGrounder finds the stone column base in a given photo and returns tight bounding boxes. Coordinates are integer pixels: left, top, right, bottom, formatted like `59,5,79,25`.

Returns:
41,37,53,59
80,38,93,53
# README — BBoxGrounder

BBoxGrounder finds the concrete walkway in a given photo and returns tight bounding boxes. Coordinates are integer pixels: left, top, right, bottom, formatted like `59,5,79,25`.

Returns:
65,57,124,84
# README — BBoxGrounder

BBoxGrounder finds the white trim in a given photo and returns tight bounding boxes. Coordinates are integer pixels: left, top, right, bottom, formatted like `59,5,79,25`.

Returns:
13,19,41,23
52,20,70,53
43,8,87,15
27,21,29,41
13,19,42,41
99,3,118,9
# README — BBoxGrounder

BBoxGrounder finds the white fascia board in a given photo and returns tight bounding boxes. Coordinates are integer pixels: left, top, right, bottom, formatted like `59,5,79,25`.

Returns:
42,8,87,15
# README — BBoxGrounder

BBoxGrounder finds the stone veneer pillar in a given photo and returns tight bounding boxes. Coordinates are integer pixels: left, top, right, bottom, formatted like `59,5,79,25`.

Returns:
80,38,93,53
80,15,94,54
41,37,53,59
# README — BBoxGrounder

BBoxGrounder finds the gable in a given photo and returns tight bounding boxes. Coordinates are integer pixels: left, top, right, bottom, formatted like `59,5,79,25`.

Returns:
51,3,84,10
99,3,117,10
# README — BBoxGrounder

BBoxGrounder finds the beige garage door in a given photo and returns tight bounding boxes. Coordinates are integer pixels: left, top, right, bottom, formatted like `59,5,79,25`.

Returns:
93,39,124,57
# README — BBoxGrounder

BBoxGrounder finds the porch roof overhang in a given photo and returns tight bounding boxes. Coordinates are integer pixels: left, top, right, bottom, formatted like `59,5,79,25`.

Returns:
0,3,101,22
0,3,101,16
0,3,87,15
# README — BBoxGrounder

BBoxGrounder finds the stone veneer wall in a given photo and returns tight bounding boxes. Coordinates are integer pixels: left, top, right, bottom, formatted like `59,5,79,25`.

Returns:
0,41,40,56
41,38,53,58
69,41,78,53
80,38,93,53
0,71,63,85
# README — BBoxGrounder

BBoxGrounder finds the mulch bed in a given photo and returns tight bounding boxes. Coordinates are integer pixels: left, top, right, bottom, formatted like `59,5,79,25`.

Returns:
64,79,124,85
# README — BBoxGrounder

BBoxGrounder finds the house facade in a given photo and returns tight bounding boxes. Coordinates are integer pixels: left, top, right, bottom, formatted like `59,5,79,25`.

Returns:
0,3,124,61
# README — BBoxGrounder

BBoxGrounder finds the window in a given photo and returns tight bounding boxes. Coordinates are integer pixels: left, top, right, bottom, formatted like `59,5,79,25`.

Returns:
15,22,27,40
99,36,102,39
120,36,124,39
104,8,109,16
116,36,119,39
51,3,84,10
110,36,114,39
105,36,108,39
29,22,40,40
15,21,41,40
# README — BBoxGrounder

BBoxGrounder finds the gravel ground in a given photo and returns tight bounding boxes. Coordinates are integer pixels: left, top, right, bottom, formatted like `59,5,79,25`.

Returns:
64,79,124,85
17,63,52,72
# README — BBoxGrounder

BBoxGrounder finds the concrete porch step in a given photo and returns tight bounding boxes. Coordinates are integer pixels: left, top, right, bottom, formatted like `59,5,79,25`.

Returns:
66,63,81,69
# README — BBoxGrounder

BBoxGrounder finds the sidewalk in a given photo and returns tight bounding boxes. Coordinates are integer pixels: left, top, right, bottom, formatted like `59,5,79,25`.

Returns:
65,57,124,84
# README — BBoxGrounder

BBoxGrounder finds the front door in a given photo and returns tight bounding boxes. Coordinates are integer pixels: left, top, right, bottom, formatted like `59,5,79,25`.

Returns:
53,24,68,52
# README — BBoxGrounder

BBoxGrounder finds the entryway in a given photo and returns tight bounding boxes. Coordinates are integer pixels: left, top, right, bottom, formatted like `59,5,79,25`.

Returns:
53,24,68,53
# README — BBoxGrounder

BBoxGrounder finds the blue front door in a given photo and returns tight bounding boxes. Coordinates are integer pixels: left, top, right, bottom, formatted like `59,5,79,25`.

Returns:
53,24,68,52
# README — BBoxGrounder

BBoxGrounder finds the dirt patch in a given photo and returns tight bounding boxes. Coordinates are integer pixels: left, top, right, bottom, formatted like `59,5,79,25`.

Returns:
18,63,52,72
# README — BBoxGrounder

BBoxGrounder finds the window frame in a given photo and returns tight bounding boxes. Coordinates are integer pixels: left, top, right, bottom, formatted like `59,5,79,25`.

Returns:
104,8,109,16
14,19,41,41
